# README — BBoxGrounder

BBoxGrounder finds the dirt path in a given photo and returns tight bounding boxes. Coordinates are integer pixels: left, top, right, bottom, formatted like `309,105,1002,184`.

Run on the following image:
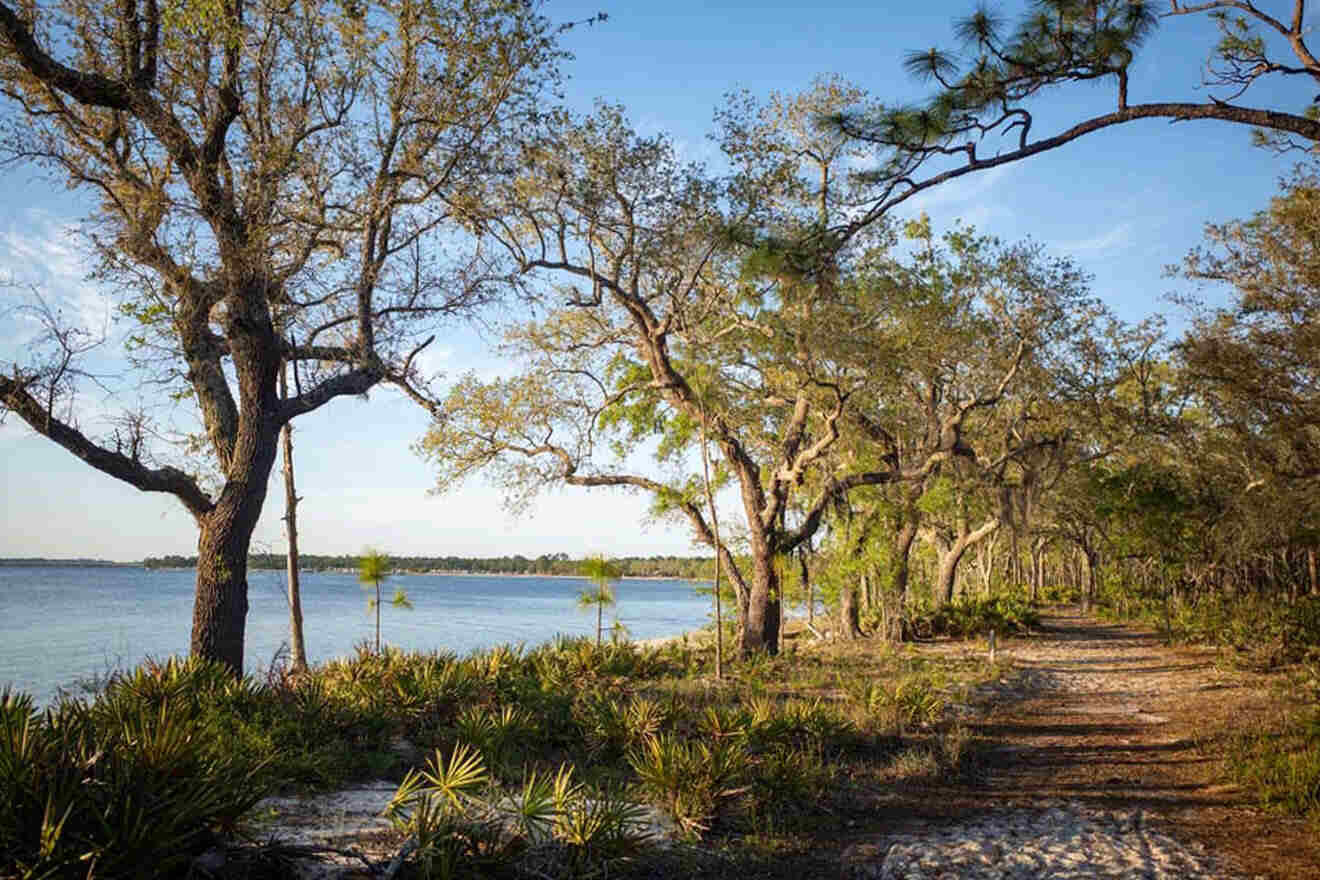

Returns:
849,608,1318,879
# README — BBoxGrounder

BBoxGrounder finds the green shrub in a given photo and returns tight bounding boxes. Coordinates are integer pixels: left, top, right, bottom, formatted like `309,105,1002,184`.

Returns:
747,744,832,822
574,691,671,760
386,745,653,879
910,596,1040,639
868,678,945,729
1036,582,1077,605
0,671,270,879
628,734,747,836
455,704,537,779
529,636,672,689
1138,595,1320,668
697,704,751,744
742,698,853,754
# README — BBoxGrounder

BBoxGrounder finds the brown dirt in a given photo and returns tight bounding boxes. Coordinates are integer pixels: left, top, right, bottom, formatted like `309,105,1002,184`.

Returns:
887,607,1319,880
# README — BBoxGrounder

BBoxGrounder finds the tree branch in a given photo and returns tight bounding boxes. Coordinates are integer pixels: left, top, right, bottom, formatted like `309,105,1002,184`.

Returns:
1,374,214,517
844,101,1320,235
0,3,132,108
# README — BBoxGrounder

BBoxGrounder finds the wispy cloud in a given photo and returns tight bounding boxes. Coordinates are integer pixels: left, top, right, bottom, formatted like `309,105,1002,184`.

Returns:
1056,221,1135,256
0,212,112,350
902,162,1015,217
410,343,455,383
0,211,156,458
635,113,723,169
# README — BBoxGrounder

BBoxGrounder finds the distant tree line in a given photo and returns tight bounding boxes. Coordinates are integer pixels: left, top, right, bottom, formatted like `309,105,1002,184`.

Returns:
142,553,714,579
0,558,133,567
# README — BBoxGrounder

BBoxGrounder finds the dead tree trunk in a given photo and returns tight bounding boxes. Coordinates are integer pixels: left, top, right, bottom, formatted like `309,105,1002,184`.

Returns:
699,406,724,679
279,363,308,673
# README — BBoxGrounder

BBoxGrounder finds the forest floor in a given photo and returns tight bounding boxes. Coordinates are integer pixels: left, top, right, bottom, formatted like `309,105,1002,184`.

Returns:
835,607,1319,880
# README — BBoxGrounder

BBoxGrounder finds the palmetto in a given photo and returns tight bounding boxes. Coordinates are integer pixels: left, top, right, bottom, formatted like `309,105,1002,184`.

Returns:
577,556,621,647
359,548,412,654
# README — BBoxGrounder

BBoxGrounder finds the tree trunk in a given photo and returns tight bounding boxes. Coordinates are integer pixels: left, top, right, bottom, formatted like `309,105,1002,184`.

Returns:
975,535,998,598
698,411,724,679
891,517,919,605
937,519,1000,605
1287,549,1298,605
1080,545,1098,614
770,580,781,657
874,565,900,643
1010,529,1021,591
190,288,287,675
799,549,813,626
191,430,279,675
1308,547,1317,597
1030,537,1046,602
839,582,863,639
937,547,962,605
742,540,781,656
280,364,308,673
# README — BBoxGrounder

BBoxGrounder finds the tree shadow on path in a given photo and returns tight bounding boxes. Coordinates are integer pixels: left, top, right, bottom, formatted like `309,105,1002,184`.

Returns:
953,607,1320,880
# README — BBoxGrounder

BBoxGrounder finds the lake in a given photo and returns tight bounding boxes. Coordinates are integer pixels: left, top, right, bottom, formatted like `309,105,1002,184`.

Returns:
0,566,712,706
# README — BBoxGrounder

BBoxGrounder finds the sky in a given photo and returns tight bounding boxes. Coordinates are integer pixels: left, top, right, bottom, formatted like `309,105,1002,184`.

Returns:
0,0,1311,562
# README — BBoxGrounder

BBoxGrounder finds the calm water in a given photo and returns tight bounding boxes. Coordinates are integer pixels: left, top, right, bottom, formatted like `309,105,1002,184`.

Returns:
0,566,711,706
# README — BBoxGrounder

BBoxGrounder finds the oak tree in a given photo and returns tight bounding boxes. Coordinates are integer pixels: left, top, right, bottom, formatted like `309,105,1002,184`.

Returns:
0,0,568,673
419,96,922,656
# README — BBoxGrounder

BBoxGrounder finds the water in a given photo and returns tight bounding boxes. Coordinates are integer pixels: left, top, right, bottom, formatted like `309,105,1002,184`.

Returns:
0,566,712,706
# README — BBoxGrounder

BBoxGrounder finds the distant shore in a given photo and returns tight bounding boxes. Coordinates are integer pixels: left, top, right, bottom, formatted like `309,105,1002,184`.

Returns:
0,558,136,567
0,558,712,582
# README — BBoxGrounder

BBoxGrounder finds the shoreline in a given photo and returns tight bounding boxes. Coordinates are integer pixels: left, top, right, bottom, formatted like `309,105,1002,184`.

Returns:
139,566,710,582
1,567,714,708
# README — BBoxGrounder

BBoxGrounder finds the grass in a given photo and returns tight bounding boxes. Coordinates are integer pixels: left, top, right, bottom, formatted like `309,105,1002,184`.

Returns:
0,627,1000,879
1096,592,1320,823
1226,709,1320,817
1098,593,1320,670
1223,658,1320,820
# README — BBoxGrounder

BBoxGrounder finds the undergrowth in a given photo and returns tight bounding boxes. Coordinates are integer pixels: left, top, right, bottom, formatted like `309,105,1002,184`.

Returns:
1102,594,1320,670
1,632,996,879
0,661,271,879
905,595,1041,639
1098,592,1320,821
1225,659,1320,819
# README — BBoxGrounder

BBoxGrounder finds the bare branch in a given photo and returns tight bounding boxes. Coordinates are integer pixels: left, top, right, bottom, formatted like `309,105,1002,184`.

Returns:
0,372,213,516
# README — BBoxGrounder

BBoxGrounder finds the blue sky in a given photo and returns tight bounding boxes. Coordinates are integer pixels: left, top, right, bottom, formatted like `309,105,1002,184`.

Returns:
0,0,1309,561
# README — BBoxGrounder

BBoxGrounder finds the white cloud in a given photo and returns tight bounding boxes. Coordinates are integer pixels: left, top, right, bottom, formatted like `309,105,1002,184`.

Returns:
0,214,112,339
902,162,1015,218
1057,221,1135,256
410,343,455,383
635,113,723,169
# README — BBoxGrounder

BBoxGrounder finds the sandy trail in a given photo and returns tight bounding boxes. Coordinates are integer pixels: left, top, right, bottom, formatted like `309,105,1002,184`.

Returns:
847,609,1318,880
